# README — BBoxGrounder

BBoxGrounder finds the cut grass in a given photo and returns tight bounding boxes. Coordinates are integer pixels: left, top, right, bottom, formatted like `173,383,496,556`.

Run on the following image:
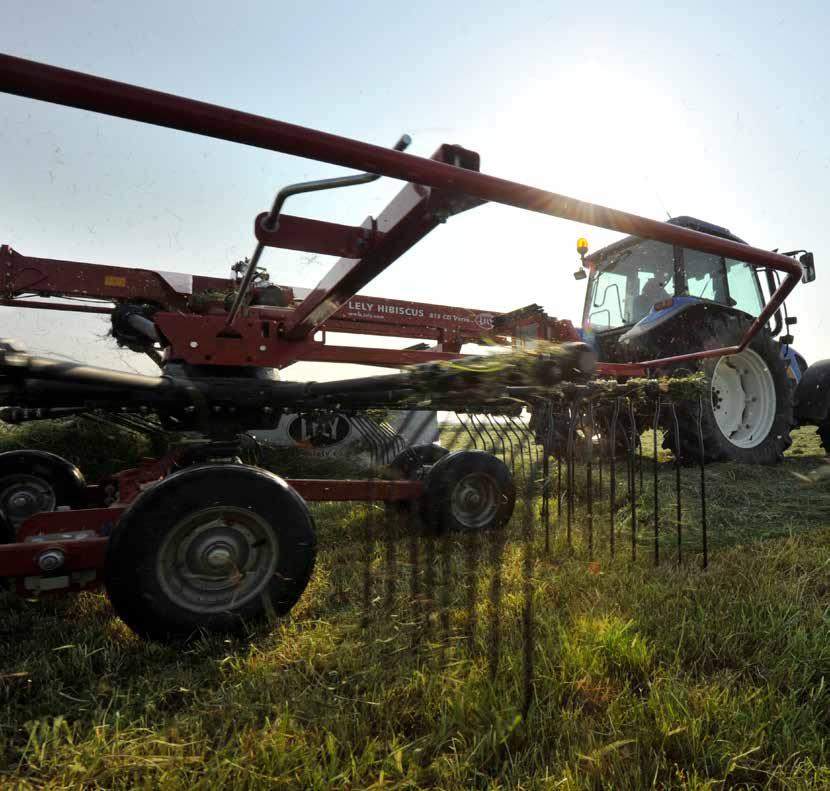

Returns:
0,423,829,788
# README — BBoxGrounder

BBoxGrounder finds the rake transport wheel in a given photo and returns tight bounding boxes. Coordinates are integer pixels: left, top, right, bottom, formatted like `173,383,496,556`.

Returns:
662,314,793,464
105,464,317,642
421,450,515,532
386,443,449,514
0,450,86,536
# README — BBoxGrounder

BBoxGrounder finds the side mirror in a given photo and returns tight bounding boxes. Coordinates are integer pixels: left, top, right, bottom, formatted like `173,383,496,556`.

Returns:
573,269,587,281
800,252,815,283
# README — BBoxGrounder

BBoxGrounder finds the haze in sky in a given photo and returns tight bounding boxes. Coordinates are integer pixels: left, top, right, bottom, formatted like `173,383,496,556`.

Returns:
1,0,828,377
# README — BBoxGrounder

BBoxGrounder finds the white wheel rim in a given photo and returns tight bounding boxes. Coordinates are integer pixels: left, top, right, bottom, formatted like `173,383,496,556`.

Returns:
710,348,776,449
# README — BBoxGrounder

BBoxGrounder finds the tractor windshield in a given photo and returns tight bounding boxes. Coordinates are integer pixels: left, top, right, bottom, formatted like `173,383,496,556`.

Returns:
583,240,765,331
584,240,675,330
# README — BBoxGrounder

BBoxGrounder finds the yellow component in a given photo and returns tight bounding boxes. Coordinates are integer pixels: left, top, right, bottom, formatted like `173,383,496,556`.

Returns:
576,237,589,257
104,275,127,287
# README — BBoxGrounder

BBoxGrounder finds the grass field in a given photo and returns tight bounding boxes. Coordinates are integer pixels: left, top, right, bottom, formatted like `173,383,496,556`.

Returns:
1,422,829,789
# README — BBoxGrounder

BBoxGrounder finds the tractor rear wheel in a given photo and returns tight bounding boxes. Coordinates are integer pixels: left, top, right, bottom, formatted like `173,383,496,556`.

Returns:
105,464,317,642
662,314,793,464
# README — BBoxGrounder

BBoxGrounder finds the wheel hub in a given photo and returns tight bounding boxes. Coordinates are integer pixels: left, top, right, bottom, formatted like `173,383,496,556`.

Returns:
0,474,57,531
450,473,500,529
710,348,776,449
156,506,279,614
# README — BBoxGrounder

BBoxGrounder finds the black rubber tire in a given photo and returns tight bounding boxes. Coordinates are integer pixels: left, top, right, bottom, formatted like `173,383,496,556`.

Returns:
661,313,793,464
386,443,449,514
421,450,515,533
0,512,12,589
0,450,86,536
0,512,12,544
818,423,830,454
105,464,317,642
389,443,450,479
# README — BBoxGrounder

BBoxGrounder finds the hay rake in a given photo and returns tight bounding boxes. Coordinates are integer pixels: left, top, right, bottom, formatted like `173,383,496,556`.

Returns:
356,384,711,714
0,54,803,654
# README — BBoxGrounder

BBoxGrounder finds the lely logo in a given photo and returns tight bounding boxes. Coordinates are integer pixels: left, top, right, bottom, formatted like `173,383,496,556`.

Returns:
288,413,352,448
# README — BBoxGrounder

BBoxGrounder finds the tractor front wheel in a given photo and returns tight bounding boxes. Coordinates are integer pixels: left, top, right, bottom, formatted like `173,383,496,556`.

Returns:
663,315,793,464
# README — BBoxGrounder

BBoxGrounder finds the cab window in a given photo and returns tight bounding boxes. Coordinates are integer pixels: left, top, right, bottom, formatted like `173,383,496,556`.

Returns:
725,258,764,316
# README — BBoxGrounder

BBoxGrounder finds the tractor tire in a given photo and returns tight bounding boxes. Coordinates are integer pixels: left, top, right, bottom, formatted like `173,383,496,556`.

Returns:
818,423,830,454
0,451,86,536
421,450,515,533
662,313,793,464
105,464,317,642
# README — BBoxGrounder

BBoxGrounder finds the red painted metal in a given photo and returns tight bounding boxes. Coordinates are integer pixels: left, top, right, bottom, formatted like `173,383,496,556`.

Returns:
0,244,231,305
0,536,108,579
287,478,420,501
0,54,802,371
283,144,481,339
298,343,467,367
0,299,113,315
255,212,378,259
0,477,421,581
17,507,124,541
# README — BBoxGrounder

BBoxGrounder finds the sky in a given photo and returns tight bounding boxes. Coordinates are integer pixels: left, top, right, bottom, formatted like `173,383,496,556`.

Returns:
1,0,828,379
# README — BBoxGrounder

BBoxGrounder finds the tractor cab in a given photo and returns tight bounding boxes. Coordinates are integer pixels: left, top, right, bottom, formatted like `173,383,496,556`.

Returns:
578,216,813,365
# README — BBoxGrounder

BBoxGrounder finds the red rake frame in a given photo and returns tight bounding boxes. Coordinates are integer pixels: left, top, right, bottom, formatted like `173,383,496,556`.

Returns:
0,53,805,377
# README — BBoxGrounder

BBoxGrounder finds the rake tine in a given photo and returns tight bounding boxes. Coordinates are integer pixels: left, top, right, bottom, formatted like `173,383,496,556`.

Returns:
581,407,594,559
596,408,603,500
627,398,638,562
697,395,708,569
439,527,452,665
671,402,683,565
521,469,535,717
566,399,579,550
445,414,471,452
408,409,443,451
487,523,505,682
609,398,621,557
544,399,556,552
652,396,661,566
458,412,479,452
385,500,399,610
471,412,497,456
507,415,532,476
488,413,510,461
465,521,479,653
409,506,422,646
366,414,391,468
362,504,374,630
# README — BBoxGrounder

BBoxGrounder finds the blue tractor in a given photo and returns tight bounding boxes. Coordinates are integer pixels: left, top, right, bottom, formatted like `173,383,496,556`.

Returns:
577,216,825,463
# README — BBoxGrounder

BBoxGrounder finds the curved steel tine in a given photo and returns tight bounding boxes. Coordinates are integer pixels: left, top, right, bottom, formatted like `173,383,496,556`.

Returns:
652,396,662,566
697,395,708,569
609,398,621,557
628,398,638,562
458,412,479,452
585,403,595,559
541,400,554,554
566,398,580,549
671,402,683,564
483,412,507,458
